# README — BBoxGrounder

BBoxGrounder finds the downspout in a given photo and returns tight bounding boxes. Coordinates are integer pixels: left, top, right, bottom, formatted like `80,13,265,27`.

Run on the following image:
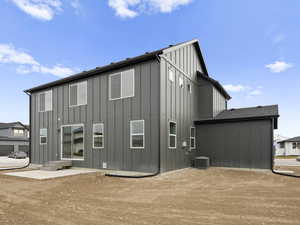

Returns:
105,55,161,178
270,118,300,178
0,92,31,171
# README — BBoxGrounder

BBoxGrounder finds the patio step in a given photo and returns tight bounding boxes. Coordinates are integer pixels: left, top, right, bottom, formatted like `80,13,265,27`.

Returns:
41,161,72,171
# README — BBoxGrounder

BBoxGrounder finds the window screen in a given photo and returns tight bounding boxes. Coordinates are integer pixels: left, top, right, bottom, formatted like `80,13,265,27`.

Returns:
40,128,47,145
110,73,121,100
70,81,87,107
190,127,196,149
130,120,144,149
169,121,177,149
93,123,104,148
109,69,134,100
39,90,52,112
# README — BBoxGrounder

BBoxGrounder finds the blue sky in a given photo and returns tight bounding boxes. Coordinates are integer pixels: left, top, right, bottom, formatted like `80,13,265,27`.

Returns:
0,0,299,137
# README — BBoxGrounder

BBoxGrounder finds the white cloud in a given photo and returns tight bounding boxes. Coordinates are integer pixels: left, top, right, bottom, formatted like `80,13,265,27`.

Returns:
10,0,62,21
265,61,293,73
108,0,193,18
0,43,75,77
223,84,247,93
248,89,262,96
273,34,285,44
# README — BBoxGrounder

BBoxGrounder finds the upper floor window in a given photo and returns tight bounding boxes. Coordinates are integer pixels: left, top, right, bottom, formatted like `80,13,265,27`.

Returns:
39,90,52,112
14,128,24,136
69,81,87,107
293,142,297,149
280,142,285,148
109,69,134,100
190,127,196,149
130,120,144,149
168,68,174,82
93,123,104,149
169,121,177,149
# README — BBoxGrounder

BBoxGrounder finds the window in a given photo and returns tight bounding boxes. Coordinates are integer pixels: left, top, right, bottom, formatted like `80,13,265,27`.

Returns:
130,120,144,149
40,128,47,145
168,68,174,82
69,81,87,107
179,77,183,88
109,69,134,100
293,142,297,149
61,124,84,160
39,90,52,112
169,121,177,149
93,123,104,149
297,143,300,149
280,142,285,148
190,127,196,149
14,129,24,136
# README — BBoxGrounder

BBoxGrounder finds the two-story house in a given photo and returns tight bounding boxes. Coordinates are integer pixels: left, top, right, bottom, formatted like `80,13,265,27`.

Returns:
0,122,29,156
24,39,279,173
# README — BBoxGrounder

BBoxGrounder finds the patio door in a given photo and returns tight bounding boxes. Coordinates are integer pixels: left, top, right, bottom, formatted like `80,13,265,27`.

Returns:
61,124,84,160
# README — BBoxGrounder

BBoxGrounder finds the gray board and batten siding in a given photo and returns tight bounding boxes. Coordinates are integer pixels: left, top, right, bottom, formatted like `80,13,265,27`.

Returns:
30,59,160,173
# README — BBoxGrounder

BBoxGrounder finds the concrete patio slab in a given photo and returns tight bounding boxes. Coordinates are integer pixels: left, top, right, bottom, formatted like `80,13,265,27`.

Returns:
5,168,102,180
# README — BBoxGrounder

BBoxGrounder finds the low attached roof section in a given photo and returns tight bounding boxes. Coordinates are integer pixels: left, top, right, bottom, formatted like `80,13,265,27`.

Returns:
278,136,300,143
197,72,231,100
24,39,209,93
195,105,279,128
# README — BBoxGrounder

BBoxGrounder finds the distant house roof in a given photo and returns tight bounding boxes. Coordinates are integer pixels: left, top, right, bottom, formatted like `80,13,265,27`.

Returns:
278,136,300,143
0,122,29,130
197,72,231,100
195,105,279,128
24,39,209,93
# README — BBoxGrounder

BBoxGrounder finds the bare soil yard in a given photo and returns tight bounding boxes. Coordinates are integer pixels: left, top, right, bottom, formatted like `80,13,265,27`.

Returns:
0,168,299,225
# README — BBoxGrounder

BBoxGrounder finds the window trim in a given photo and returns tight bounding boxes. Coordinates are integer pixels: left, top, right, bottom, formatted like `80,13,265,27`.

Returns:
61,123,85,161
190,127,196,149
39,128,47,145
38,90,53,112
93,123,104,149
168,121,177,149
109,69,135,101
69,81,88,107
130,120,145,149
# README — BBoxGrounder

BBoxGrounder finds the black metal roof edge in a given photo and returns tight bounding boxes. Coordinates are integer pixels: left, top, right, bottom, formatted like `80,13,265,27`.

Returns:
194,41,209,75
24,50,162,93
194,115,279,125
197,72,231,100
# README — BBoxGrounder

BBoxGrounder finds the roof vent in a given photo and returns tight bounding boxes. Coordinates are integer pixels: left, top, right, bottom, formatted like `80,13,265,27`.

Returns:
230,108,235,111
257,106,262,108
169,45,174,47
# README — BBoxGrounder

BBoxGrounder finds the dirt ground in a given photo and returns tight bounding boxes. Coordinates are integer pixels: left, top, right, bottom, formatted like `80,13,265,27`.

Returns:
0,168,299,225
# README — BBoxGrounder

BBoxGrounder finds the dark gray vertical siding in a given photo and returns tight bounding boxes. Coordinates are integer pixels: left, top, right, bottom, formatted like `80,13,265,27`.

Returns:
196,120,272,169
212,87,226,117
30,59,160,173
160,43,204,172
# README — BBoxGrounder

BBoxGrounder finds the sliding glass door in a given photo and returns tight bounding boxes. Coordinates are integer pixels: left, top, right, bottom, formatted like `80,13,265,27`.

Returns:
61,124,84,160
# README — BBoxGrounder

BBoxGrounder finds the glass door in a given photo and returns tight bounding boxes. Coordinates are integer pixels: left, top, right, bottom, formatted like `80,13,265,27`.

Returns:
61,124,84,160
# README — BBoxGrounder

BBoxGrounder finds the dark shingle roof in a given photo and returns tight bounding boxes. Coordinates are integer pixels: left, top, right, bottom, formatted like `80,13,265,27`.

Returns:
0,122,27,129
0,136,29,142
24,39,209,93
215,105,279,120
195,105,279,124
197,72,231,100
279,136,300,143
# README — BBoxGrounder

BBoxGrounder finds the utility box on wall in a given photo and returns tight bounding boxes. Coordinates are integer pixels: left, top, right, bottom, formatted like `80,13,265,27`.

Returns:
194,156,210,169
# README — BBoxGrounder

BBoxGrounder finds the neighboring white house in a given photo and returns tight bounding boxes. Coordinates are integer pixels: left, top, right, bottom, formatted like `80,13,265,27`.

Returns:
274,134,289,156
277,136,300,156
